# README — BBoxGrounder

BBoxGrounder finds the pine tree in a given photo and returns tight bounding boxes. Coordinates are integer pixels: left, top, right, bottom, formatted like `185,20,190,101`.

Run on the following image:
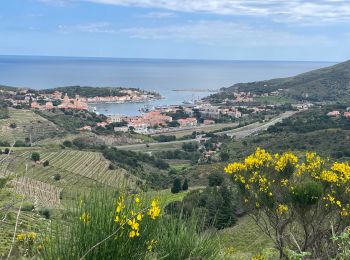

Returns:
182,179,189,191
171,178,182,194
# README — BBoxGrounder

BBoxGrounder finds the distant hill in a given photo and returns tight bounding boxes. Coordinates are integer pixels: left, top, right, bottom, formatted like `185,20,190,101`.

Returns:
211,60,350,102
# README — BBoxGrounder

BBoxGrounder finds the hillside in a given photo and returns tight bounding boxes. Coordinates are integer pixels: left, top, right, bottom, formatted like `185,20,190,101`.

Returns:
212,60,350,102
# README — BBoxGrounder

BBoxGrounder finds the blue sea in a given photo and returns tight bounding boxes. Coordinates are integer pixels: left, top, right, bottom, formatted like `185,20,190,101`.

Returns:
0,56,335,116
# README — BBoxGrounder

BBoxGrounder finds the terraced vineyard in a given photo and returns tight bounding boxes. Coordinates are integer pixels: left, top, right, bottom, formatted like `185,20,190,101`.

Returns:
0,108,64,142
13,150,136,202
0,188,47,258
11,176,62,207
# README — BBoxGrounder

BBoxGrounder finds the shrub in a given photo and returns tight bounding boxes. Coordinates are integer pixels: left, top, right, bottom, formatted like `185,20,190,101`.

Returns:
225,148,350,258
0,178,7,189
53,174,61,181
63,140,72,147
22,202,35,212
43,160,49,167
31,152,40,162
39,208,52,219
9,123,17,129
208,172,224,187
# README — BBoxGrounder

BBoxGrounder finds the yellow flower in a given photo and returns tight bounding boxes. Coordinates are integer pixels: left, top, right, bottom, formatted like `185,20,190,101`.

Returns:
148,200,161,219
276,204,289,215
115,215,120,223
320,170,338,183
137,213,143,221
135,197,140,203
16,233,26,242
80,212,91,224
275,152,298,172
27,232,37,241
129,230,136,238
146,239,157,252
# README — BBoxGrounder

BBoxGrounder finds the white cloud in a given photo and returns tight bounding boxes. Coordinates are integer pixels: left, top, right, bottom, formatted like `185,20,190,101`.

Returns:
121,20,334,47
58,22,116,33
139,12,175,19
80,0,350,23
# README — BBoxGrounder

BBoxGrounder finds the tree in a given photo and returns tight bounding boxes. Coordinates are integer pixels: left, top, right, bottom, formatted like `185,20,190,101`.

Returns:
63,140,72,147
182,179,189,191
43,160,49,167
171,178,182,194
31,152,40,162
225,148,350,259
168,120,180,127
9,123,17,129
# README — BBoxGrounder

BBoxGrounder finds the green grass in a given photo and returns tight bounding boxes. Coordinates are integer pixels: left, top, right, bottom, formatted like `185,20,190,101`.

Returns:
219,215,276,259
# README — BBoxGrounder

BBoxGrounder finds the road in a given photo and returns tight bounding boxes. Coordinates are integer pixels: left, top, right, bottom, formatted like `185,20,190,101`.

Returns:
116,111,296,151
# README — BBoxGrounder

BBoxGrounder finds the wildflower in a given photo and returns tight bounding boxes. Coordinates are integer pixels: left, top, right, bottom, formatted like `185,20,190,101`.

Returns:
80,212,90,224
27,232,37,241
16,233,26,242
146,239,157,252
148,200,161,219
137,213,143,221
129,230,136,238
135,197,140,203
275,152,298,172
276,204,289,215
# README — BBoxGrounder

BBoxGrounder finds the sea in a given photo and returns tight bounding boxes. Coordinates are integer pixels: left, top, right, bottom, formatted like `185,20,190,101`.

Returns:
0,56,335,116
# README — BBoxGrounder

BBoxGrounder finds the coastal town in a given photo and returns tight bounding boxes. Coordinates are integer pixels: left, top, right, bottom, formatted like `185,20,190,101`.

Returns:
1,86,318,135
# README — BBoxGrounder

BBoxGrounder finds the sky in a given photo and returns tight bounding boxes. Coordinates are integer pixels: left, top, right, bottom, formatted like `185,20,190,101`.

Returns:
1,0,350,61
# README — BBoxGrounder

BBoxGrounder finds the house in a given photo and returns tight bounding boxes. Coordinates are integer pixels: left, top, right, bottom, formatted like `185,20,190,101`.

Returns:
114,126,129,133
79,125,92,131
97,122,108,127
203,119,215,125
178,118,197,128
327,111,340,117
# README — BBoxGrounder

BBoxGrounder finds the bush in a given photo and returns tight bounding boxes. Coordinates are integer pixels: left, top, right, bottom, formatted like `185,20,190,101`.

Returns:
63,140,72,147
225,148,350,258
22,202,35,211
208,172,224,187
31,152,40,162
39,208,52,219
43,160,49,167
0,178,7,189
53,174,61,181
9,123,17,129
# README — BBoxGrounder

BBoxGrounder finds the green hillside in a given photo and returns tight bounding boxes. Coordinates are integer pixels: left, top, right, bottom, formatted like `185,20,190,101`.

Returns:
212,60,350,102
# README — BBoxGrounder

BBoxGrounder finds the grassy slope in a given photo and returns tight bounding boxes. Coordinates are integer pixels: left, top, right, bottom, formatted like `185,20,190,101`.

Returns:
0,108,65,142
212,60,350,102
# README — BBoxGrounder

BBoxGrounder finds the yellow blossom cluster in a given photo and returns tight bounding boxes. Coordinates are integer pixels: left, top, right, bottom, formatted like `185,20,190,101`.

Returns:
276,204,289,215
148,200,161,220
16,232,37,242
146,239,157,252
225,148,350,217
80,212,91,224
275,152,298,172
113,195,161,239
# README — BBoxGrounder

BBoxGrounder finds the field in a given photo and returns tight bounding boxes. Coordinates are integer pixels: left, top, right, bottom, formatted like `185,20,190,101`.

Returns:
0,108,64,143
0,148,138,206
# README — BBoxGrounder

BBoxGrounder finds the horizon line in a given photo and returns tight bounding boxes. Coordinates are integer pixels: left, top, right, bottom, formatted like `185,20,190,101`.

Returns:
0,54,340,64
